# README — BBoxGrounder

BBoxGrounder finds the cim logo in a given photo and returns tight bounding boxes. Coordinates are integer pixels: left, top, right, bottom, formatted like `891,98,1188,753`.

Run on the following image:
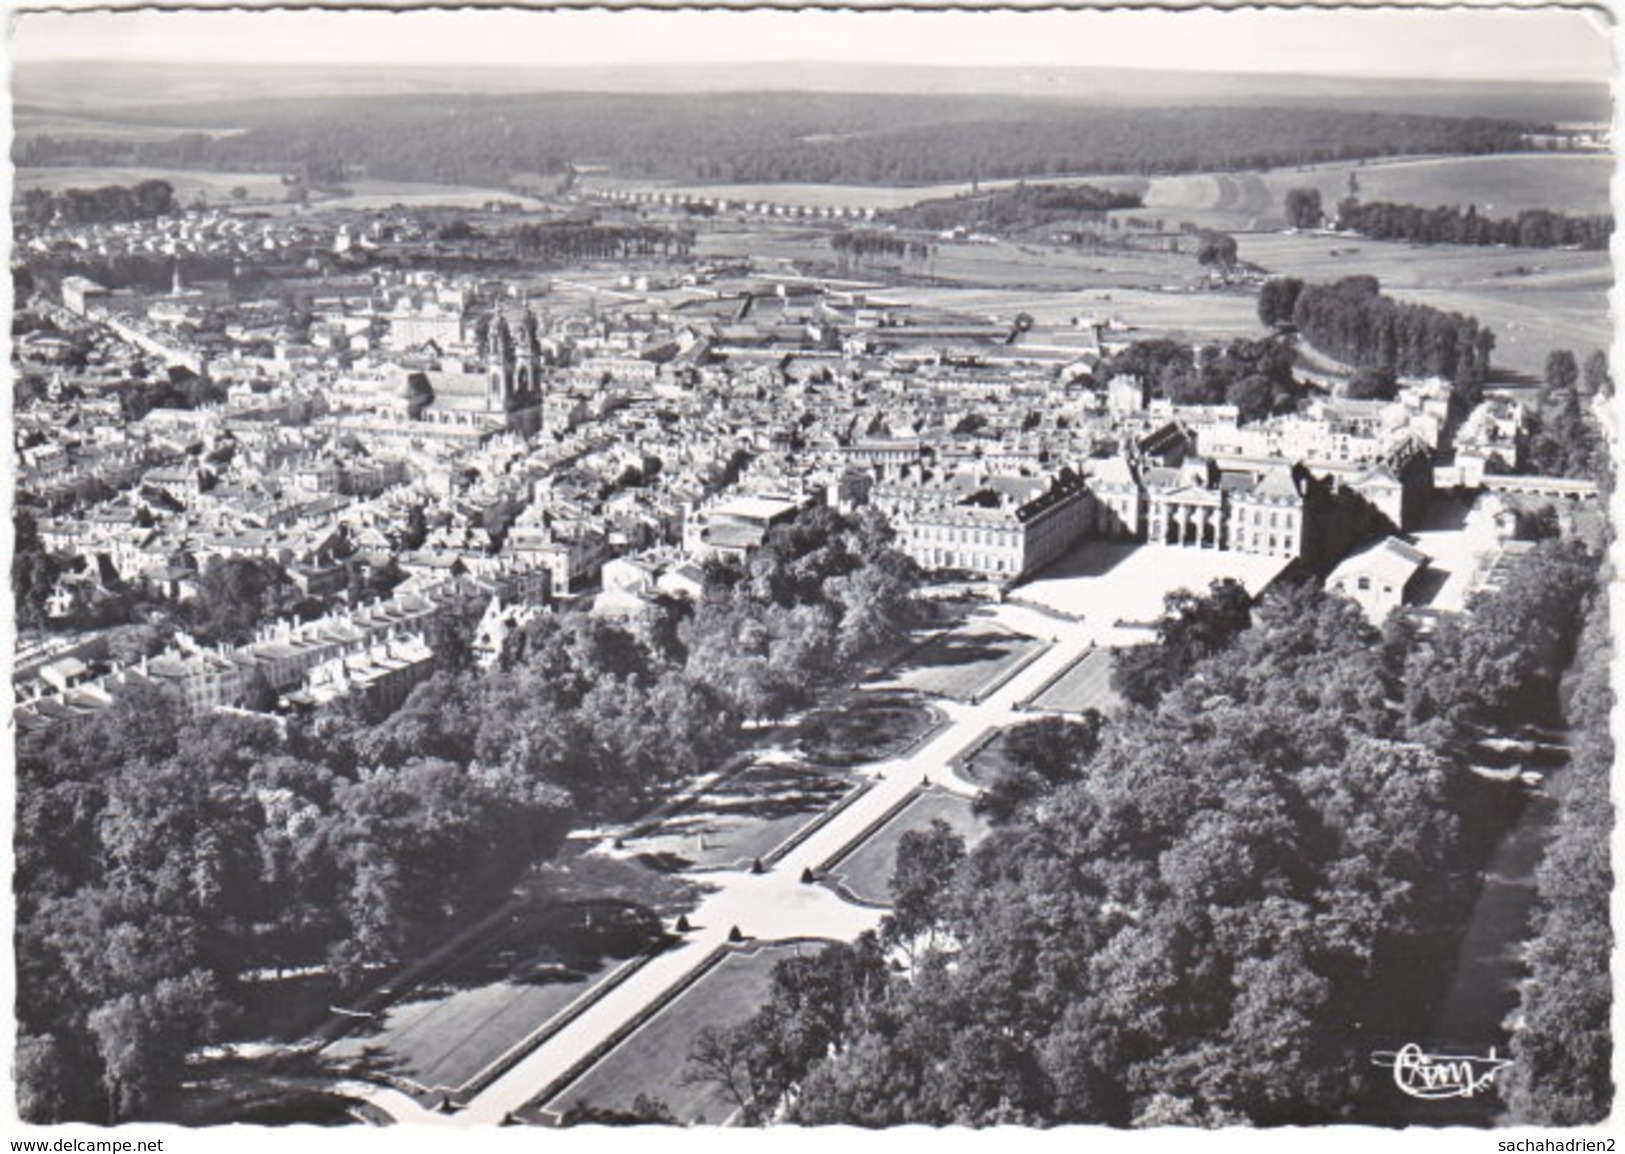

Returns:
1371,1043,1514,1100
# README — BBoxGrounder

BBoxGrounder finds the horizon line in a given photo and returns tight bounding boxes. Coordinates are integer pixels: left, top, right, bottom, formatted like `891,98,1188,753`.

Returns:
12,57,1609,87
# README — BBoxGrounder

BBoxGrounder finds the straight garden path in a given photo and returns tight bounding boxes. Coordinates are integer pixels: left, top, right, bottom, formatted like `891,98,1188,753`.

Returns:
405,601,1105,1125
362,545,1280,1125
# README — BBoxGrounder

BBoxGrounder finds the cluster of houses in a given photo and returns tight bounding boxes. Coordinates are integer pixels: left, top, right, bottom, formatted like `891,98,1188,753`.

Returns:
15,247,1595,731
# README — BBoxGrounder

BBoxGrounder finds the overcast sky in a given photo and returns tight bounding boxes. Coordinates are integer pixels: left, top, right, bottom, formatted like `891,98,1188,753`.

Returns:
8,6,1615,83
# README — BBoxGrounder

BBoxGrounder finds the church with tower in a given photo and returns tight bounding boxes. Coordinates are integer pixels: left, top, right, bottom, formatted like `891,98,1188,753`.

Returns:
397,306,547,436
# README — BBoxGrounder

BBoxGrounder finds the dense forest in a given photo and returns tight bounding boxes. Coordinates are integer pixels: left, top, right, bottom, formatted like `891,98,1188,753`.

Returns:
16,94,1547,187
878,182,1143,234
1262,275,1494,408
1502,581,1613,1123
678,541,1603,1126
13,507,924,1122
1333,197,1611,251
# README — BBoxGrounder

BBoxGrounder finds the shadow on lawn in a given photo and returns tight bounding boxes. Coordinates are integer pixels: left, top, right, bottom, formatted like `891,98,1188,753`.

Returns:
380,900,673,997
897,637,1020,672
172,1044,391,1126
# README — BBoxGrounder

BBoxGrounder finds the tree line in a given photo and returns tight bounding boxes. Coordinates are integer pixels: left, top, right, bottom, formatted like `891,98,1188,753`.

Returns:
829,230,933,272
878,182,1143,235
1331,195,1610,251
508,220,696,263
1262,275,1494,408
675,539,1602,1126
13,504,924,1122
18,180,177,227
18,93,1549,188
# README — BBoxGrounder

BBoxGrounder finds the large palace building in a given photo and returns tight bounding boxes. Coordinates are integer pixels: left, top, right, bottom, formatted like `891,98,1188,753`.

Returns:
877,443,1427,582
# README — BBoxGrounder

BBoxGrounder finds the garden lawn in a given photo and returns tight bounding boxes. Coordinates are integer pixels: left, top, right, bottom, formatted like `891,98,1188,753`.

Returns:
824,788,991,907
547,939,835,1124
619,760,861,872
887,621,1048,702
1028,647,1124,715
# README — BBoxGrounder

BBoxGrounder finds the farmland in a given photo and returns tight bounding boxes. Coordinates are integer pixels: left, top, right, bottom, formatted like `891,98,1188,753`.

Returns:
313,181,550,212
13,166,289,204
14,111,246,143
1132,154,1611,232
1242,231,1611,380
1254,153,1614,219
601,153,1609,231
590,174,1150,213
11,166,543,213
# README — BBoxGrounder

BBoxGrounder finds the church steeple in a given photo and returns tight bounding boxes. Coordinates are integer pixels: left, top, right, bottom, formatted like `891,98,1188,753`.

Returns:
488,316,515,408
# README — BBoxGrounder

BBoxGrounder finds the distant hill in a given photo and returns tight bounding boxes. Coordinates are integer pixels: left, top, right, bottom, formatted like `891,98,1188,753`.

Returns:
14,60,1611,124
14,88,1564,191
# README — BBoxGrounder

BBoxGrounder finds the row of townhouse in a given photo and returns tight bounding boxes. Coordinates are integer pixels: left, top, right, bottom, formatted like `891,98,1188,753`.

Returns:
13,567,546,732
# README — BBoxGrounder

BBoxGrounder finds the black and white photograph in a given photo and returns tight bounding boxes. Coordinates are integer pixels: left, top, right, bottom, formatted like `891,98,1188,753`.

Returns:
4,1,1617,1144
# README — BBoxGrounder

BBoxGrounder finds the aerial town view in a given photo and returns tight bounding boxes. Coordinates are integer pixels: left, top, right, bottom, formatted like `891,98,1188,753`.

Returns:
6,4,1616,1142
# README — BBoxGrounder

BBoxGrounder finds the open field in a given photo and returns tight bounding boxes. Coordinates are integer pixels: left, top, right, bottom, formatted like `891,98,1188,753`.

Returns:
1026,647,1124,715
1396,286,1611,384
326,902,669,1098
1138,154,1612,232
603,153,1609,229
314,180,549,211
824,788,991,907
882,620,1048,703
1242,232,1611,292
14,166,538,212
1258,153,1614,219
590,174,1149,213
546,939,831,1124
617,760,860,873
14,112,246,143
697,222,1205,292
1016,542,1290,635
14,166,289,203
1242,232,1611,379
700,219,1607,380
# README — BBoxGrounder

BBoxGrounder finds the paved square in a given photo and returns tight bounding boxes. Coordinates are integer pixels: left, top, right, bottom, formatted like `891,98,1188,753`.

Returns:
1015,543,1290,635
